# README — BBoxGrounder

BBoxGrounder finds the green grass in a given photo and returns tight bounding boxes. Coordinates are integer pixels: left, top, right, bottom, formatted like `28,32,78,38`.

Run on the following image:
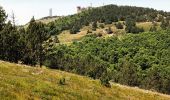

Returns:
0,61,170,100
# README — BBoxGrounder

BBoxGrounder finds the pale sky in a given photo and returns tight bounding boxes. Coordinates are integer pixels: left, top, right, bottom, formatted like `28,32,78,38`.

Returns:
0,0,170,25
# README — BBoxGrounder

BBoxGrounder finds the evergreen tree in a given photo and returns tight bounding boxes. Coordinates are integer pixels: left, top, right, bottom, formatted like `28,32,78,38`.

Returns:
0,6,6,31
70,25,79,34
125,17,136,33
92,21,97,31
0,21,21,62
26,17,48,67
160,19,169,30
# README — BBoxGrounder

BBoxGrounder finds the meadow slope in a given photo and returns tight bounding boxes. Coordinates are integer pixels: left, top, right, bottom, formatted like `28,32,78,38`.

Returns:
0,61,170,100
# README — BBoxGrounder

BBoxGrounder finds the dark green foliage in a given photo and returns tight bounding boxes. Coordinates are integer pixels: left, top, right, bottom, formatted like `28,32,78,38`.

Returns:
142,65,170,94
0,22,22,62
125,18,144,33
59,78,66,85
45,30,170,94
100,77,111,88
92,21,97,31
48,4,167,35
48,22,59,35
70,26,79,34
0,6,6,31
115,22,124,29
100,72,111,88
117,60,139,86
1,4,170,95
149,26,157,32
136,16,147,22
25,17,49,67
160,19,169,30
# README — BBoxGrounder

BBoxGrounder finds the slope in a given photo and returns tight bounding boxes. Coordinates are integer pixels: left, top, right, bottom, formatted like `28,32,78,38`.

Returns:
0,61,170,100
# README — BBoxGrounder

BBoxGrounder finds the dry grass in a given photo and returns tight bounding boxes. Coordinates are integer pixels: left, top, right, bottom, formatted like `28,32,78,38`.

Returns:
37,17,60,24
136,22,161,31
0,61,170,100
57,23,125,44
57,30,87,43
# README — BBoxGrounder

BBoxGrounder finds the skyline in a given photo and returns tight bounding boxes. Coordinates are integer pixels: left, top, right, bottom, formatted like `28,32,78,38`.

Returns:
0,0,170,25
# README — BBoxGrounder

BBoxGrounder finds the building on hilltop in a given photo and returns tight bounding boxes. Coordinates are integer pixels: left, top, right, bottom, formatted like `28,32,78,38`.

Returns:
77,6,92,13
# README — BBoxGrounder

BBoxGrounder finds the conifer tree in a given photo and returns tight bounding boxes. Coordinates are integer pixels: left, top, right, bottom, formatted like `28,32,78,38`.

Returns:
0,21,21,62
0,6,6,31
26,17,48,67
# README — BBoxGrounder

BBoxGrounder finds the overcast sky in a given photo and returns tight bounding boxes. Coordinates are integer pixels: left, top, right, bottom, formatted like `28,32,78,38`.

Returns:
0,0,170,25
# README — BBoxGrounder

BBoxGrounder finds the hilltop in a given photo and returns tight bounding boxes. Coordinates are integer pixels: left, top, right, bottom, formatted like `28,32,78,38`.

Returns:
0,61,170,100
22,5,168,44
41,4,167,44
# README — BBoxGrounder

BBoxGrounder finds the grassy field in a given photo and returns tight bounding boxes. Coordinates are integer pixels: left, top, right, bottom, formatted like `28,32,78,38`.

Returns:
136,22,161,31
0,61,170,100
57,23,125,44
57,22,162,44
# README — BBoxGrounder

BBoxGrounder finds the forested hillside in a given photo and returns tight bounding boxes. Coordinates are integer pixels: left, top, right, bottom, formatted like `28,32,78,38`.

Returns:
45,30,170,94
1,4,170,97
48,4,169,35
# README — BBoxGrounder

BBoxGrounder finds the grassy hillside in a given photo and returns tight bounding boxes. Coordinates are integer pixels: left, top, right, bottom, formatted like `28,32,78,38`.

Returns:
37,16,62,24
56,21,160,44
0,61,170,100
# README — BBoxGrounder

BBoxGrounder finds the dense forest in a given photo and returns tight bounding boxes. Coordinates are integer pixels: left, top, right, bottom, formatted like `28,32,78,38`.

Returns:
49,4,169,34
0,4,170,94
44,31,170,94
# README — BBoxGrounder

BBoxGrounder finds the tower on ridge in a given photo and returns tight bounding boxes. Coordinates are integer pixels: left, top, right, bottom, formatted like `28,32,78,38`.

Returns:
49,8,52,17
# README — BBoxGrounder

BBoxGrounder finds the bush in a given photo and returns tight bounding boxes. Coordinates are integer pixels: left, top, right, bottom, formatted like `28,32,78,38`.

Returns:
70,26,79,34
149,26,157,32
115,22,124,29
99,24,105,28
87,30,92,34
97,33,103,37
59,78,66,85
126,26,144,34
92,21,97,31
106,27,113,34
100,73,111,88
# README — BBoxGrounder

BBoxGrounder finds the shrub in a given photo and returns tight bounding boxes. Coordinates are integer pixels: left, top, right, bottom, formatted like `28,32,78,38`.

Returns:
115,22,124,29
106,27,113,34
97,33,103,37
100,74,111,88
99,24,105,28
92,21,97,31
59,78,66,85
70,26,79,34
87,30,92,34
149,26,157,32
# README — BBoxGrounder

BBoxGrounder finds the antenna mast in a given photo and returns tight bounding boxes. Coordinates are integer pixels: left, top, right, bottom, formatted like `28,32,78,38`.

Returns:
49,8,52,17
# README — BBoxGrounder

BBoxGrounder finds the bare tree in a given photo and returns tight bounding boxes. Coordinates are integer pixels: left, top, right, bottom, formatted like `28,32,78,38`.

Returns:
10,11,17,27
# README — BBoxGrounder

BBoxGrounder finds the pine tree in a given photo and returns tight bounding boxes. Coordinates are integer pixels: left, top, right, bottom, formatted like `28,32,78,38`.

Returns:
0,6,7,31
26,17,48,67
0,21,21,62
